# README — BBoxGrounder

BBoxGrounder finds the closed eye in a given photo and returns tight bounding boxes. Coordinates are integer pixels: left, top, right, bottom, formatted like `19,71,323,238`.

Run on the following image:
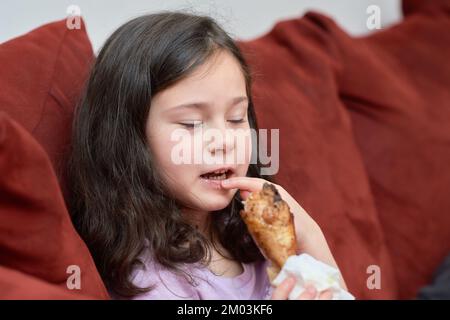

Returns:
228,119,246,124
179,121,202,129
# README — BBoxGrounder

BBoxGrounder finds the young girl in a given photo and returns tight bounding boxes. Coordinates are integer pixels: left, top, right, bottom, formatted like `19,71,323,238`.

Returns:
68,11,347,300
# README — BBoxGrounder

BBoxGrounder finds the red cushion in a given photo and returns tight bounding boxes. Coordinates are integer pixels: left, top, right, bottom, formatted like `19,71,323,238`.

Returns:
0,18,93,189
403,0,450,16
0,266,93,300
337,3,450,298
0,112,109,299
238,13,398,299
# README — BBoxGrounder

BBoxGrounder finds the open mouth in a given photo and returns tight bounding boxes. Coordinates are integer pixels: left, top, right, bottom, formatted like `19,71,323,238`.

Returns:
200,168,234,180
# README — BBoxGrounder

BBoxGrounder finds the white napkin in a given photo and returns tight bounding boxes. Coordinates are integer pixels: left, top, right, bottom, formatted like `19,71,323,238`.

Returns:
271,254,355,300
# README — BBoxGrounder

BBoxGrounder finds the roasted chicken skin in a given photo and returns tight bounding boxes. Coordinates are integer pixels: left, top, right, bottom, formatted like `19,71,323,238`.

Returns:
240,183,298,281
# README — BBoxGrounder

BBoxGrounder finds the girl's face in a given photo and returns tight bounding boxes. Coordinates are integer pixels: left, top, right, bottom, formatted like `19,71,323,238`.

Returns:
146,50,252,213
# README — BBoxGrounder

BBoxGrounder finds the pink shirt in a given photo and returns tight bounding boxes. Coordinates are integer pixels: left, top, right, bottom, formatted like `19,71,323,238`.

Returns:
129,252,273,300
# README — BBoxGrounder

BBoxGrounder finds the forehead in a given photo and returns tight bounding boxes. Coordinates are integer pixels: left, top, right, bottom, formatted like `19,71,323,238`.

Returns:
151,50,247,111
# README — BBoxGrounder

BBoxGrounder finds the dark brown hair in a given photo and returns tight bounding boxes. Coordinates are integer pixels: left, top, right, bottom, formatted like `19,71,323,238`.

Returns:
67,11,270,298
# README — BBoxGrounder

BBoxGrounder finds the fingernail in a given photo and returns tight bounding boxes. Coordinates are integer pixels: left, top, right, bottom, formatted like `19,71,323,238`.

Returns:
222,179,230,186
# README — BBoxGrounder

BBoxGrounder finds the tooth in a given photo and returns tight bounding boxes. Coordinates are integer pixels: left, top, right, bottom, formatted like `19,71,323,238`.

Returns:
200,169,231,180
206,173,226,180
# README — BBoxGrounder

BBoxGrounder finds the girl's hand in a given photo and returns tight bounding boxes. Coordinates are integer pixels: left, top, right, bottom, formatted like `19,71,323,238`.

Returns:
271,276,333,300
221,177,347,290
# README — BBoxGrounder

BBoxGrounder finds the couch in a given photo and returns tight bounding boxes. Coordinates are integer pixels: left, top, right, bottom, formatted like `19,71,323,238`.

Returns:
1,0,449,299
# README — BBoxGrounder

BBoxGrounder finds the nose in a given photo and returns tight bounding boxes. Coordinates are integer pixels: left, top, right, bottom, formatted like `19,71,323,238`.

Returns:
205,122,235,156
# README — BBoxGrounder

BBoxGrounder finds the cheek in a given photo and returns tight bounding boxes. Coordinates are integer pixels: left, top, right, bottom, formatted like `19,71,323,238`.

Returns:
234,129,253,166
147,127,196,185
147,129,170,164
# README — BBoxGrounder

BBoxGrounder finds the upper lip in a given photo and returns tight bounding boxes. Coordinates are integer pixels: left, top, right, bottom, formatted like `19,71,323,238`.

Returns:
200,166,236,176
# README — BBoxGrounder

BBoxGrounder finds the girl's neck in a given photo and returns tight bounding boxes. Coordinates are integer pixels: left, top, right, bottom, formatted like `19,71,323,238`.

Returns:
181,207,213,240
181,207,243,276
181,207,234,261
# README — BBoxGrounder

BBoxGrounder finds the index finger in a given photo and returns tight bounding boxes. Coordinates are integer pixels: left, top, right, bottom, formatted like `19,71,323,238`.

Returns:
221,176,267,192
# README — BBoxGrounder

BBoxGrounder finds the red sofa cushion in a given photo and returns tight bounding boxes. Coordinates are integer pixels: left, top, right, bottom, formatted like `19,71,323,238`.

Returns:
0,18,108,299
0,17,93,189
337,1,450,298
0,112,108,299
238,13,398,299
403,0,450,15
0,266,93,300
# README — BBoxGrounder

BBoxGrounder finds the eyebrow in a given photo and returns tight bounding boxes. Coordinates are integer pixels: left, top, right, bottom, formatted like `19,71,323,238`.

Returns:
167,96,248,111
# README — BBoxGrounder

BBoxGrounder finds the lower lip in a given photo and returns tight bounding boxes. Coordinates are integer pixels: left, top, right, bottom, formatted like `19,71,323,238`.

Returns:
199,177,224,190
199,173,232,190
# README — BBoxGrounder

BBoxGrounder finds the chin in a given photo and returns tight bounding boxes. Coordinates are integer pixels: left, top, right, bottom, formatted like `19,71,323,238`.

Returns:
196,192,235,212
202,199,233,212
